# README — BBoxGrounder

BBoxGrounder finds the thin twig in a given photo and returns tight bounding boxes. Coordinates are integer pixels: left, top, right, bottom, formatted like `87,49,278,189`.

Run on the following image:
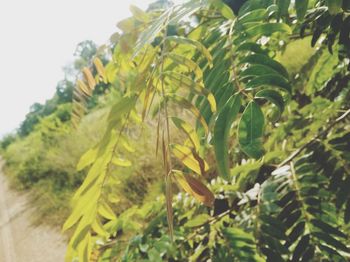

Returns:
278,108,350,167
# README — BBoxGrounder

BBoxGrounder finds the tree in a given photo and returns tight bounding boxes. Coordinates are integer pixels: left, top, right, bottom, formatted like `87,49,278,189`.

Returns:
64,0,350,261
56,79,74,104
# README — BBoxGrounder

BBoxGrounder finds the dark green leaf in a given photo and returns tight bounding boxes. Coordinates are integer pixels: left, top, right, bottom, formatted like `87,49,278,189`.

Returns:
240,54,289,78
278,191,296,207
238,101,265,159
318,244,343,258
326,0,343,15
246,75,291,93
301,245,315,262
345,198,350,223
236,42,267,54
240,65,281,79
313,232,350,253
255,89,285,118
311,219,347,239
286,221,305,248
279,200,300,220
284,210,302,228
292,234,310,261
261,248,284,262
238,9,268,24
295,0,309,20
277,0,291,17
214,94,241,179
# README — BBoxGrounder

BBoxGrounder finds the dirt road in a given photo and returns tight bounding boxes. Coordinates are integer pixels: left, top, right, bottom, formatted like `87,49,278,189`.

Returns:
0,160,66,262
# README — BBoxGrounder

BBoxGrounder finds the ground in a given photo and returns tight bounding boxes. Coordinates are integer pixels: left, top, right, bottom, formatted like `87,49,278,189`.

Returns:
0,160,66,262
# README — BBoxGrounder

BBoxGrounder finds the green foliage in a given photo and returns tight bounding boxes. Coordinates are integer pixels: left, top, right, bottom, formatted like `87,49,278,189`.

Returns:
62,0,350,260
3,0,350,261
0,133,16,150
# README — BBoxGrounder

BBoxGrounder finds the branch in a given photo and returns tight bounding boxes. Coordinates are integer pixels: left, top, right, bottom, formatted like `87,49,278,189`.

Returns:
97,109,350,253
185,108,350,233
278,108,350,167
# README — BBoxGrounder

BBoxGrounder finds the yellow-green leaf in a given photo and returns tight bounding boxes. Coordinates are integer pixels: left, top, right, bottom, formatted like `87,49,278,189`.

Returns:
167,53,203,80
76,148,98,171
112,157,132,167
162,72,216,112
171,117,200,150
91,219,109,237
166,36,213,66
211,0,235,19
171,95,209,134
171,144,208,175
98,202,117,220
130,4,149,22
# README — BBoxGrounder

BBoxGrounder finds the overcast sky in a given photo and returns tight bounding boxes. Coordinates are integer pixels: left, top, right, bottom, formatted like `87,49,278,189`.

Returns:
0,0,156,137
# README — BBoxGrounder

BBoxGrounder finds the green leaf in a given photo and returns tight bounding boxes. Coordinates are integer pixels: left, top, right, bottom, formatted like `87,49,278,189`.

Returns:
236,42,267,54
240,54,289,78
162,71,216,112
240,64,281,80
245,23,292,37
184,214,210,228
238,101,265,159
295,0,309,20
98,202,117,220
238,9,268,24
213,94,241,180
165,36,213,65
62,187,99,232
133,9,171,56
76,148,98,171
255,89,285,118
246,74,291,93
171,117,201,151
167,53,203,80
345,198,350,223
107,95,138,130
171,144,209,175
318,244,342,258
129,5,149,22
172,95,209,134
91,219,109,237
211,0,235,19
292,234,310,261
326,0,343,15
112,157,132,167
277,0,291,17
311,219,347,239
313,231,350,253
222,227,255,246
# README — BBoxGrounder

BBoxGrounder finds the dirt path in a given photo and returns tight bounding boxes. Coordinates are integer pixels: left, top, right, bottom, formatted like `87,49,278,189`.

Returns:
0,160,66,262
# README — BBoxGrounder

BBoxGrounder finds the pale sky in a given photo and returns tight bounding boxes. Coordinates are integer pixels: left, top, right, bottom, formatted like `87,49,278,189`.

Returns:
0,0,155,137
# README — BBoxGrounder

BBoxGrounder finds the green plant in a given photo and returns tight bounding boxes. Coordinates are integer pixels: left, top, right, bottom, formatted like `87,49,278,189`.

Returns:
64,0,350,261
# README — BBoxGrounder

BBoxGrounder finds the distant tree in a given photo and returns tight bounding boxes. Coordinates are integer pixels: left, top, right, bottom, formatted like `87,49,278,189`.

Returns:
56,79,74,104
73,40,97,71
0,133,16,150
18,41,100,137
